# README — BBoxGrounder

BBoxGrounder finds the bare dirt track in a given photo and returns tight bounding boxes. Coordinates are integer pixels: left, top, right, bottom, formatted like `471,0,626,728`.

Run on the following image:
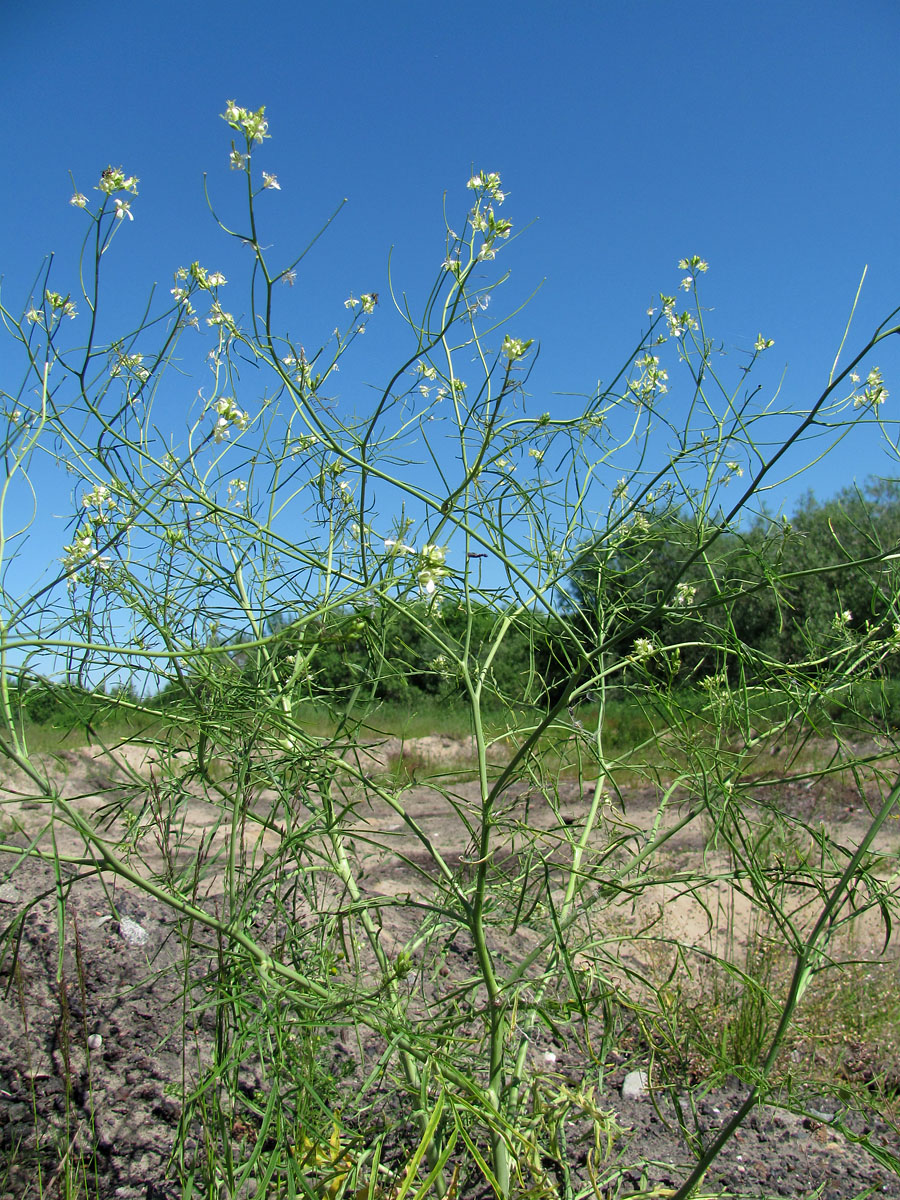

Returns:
1,739,899,1199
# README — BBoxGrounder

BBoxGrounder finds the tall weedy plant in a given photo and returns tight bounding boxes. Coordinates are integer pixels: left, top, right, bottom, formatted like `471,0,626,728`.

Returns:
2,101,899,1198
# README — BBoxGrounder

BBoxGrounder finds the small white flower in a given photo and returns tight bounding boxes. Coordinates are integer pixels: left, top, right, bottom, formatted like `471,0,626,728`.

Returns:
114,198,134,221
262,172,280,190
344,295,360,309
207,272,227,287
633,637,656,660
25,308,43,325
69,192,88,209
754,334,774,352
230,149,248,170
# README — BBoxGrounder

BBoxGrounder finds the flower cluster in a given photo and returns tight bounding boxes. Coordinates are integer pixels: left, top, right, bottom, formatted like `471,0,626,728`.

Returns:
110,352,150,383
188,263,227,290
467,171,506,203
222,100,269,146
627,353,669,405
466,170,512,263
62,526,104,583
46,291,78,320
430,653,455,682
211,397,249,442
724,460,744,481
502,335,532,362
832,609,853,632
226,478,248,504
383,537,449,598
206,302,237,333
658,294,698,340
677,256,708,291
98,166,139,196
344,293,378,314
854,366,888,410
417,543,448,597
290,433,320,456
670,582,697,607
336,478,354,507
282,351,313,388
81,482,116,516
632,637,656,661
62,483,120,584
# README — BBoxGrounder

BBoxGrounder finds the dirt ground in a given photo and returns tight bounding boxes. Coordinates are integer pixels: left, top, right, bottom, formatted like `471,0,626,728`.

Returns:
0,738,899,1199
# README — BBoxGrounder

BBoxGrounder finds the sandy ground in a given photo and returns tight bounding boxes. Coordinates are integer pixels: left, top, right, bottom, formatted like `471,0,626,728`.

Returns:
0,736,898,1198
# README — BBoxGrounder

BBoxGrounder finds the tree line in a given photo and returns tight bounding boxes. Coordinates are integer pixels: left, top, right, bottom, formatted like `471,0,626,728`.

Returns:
13,479,900,726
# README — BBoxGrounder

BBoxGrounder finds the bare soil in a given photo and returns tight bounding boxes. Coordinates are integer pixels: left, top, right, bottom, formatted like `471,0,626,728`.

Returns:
0,739,899,1199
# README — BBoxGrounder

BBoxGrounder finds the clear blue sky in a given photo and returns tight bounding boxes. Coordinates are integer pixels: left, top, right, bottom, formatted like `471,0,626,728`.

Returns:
2,0,900,607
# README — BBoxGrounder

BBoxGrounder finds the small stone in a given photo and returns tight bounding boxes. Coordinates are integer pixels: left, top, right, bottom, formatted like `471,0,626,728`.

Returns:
0,883,20,903
118,917,149,946
87,1033,103,1051
621,1069,649,1100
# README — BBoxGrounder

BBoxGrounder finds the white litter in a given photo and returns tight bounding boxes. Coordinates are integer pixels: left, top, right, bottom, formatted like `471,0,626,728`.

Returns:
118,917,149,946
